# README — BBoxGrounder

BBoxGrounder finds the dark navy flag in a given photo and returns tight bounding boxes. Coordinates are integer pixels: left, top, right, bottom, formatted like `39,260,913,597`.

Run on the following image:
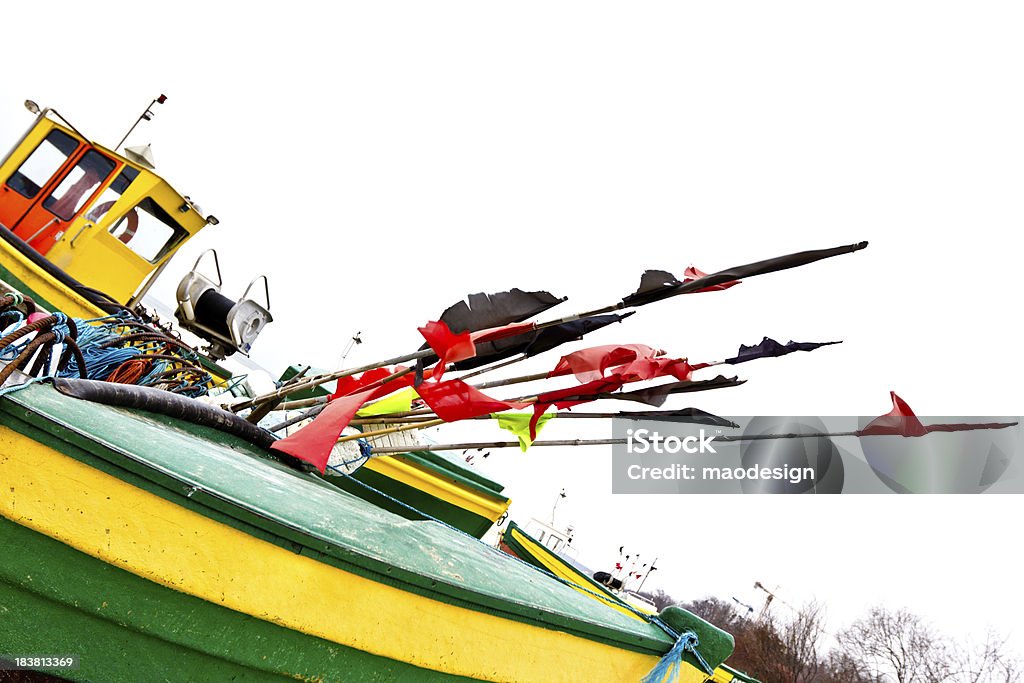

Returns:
725,337,841,364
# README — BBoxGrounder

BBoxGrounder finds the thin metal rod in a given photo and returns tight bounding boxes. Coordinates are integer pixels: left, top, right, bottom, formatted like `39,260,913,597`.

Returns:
115,95,165,151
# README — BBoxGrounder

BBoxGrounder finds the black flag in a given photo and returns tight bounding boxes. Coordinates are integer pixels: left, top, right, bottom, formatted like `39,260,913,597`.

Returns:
416,288,566,381
452,312,635,370
622,241,868,307
605,376,745,407
436,288,565,333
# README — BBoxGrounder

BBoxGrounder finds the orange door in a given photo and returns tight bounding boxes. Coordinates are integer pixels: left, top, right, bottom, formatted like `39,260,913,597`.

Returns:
0,127,83,232
1,128,120,255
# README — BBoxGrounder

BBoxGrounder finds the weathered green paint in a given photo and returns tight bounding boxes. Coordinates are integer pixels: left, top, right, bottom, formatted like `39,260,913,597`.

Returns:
659,606,735,671
328,466,496,538
0,515,477,682
0,384,674,654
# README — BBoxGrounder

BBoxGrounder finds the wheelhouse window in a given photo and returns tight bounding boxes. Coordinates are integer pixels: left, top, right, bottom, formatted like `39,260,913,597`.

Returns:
85,166,140,224
109,197,186,262
43,149,116,220
5,129,79,199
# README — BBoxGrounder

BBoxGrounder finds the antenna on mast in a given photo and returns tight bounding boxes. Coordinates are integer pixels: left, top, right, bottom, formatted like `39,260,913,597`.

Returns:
338,331,363,369
116,94,167,152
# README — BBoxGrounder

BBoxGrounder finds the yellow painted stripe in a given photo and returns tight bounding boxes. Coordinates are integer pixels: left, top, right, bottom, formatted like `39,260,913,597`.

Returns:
364,454,511,523
0,241,106,319
0,428,706,683
711,667,736,683
507,527,651,622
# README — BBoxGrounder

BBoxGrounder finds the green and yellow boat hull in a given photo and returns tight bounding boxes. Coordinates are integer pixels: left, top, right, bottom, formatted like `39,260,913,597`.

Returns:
0,383,730,682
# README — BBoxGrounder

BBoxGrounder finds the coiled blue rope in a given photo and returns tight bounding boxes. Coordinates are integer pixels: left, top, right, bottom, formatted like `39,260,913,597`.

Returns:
641,628,714,682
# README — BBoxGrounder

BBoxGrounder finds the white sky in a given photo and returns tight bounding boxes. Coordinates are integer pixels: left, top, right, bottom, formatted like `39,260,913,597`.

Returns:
2,0,1021,655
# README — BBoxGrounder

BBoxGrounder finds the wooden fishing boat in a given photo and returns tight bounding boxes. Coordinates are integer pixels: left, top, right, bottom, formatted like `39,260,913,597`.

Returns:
0,101,757,681
0,378,733,682
501,522,759,683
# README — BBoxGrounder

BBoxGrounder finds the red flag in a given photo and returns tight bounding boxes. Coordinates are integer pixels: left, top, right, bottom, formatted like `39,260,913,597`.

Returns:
417,379,529,422
330,367,396,400
550,344,661,382
683,265,740,293
271,372,416,472
418,321,475,379
858,392,1016,438
419,320,538,380
531,354,702,438
858,392,928,437
612,357,695,383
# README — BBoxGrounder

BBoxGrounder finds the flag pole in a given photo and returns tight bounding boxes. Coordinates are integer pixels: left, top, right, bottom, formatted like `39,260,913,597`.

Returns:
365,423,1019,456
368,438,628,454
350,410,735,426
362,430,859,455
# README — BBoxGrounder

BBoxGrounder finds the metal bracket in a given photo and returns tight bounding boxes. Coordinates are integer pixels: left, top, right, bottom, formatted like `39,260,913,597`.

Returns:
190,249,222,288
240,274,270,311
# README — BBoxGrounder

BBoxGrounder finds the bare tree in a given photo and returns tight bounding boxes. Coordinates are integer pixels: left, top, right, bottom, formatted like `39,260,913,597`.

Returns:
650,597,1019,683
837,607,948,683
779,600,828,683
823,650,880,683
950,631,1022,683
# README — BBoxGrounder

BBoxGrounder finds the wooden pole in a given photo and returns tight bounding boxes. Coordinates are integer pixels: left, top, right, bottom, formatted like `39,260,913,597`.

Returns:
230,351,430,412
455,353,527,381
276,396,328,411
369,438,627,454
335,418,444,443
363,429,894,456
245,365,311,424
350,410,727,425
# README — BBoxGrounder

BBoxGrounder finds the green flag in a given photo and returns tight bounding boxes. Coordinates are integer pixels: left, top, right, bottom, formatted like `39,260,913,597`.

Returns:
493,412,556,451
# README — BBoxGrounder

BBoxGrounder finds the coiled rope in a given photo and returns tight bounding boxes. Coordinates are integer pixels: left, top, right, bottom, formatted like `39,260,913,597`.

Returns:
0,295,212,396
